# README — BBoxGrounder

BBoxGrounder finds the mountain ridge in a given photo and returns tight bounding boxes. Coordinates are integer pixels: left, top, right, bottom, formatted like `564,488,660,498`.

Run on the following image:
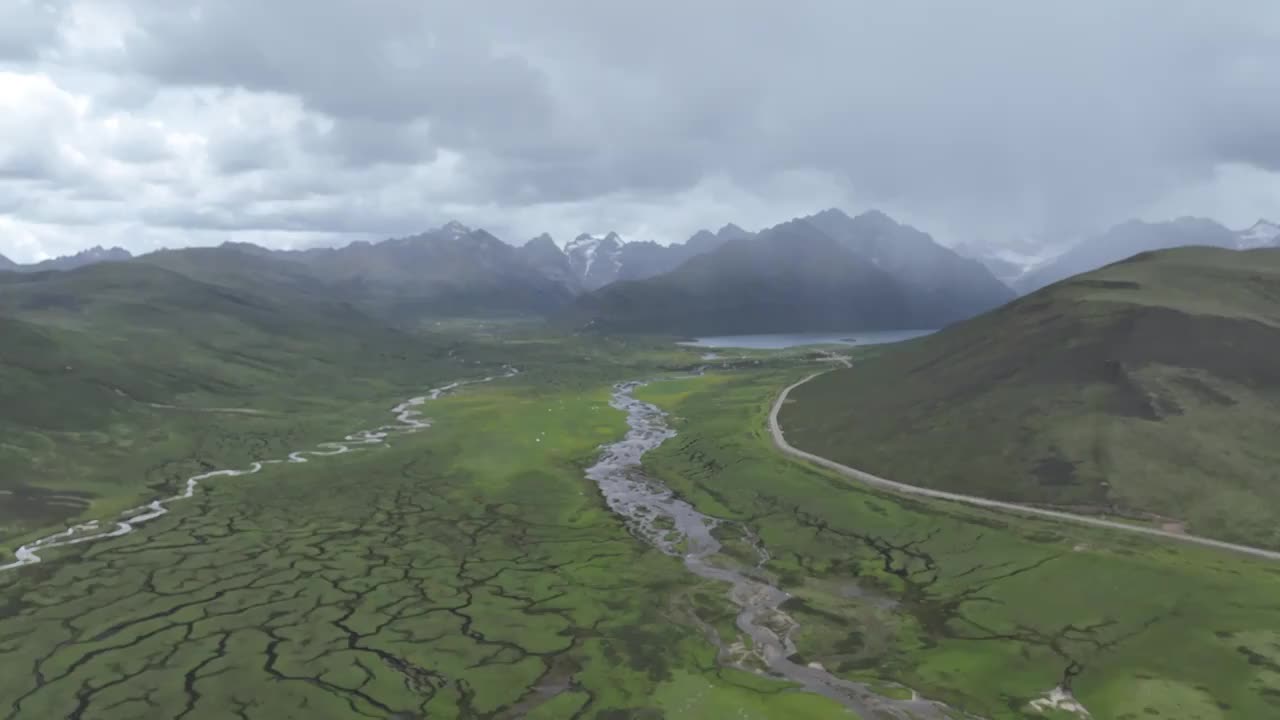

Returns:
0,246,134,273
572,212,1012,334
1007,217,1280,293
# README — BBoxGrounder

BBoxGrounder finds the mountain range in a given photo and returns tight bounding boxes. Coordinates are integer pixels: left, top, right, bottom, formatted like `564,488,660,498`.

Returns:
10,211,1278,336
956,218,1280,293
0,246,133,273
574,210,1013,334
2,210,1013,334
517,223,751,293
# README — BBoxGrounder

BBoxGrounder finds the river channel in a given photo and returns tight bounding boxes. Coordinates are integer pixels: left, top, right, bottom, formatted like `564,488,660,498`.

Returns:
0,367,519,573
586,378,963,719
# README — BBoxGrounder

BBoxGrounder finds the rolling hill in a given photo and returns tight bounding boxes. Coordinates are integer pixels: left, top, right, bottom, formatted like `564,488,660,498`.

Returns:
0,261,458,546
780,246,1280,548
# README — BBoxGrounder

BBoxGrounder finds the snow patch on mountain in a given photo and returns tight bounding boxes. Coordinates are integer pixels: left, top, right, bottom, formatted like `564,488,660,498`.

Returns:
440,220,471,239
952,241,1066,288
565,232,624,290
1237,220,1280,249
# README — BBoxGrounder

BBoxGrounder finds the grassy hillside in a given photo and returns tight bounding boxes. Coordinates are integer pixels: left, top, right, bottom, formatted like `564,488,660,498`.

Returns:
0,262,465,548
781,246,1280,548
639,368,1280,719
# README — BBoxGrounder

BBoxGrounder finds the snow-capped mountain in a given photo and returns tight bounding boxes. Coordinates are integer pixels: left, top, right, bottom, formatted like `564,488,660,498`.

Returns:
565,232,625,290
1236,219,1280,249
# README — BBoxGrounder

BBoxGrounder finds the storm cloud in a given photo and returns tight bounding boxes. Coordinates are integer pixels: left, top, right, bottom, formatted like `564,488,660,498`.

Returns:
2,0,1278,261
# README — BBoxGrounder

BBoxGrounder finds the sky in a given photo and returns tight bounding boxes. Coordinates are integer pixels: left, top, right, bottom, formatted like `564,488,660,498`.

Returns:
2,1,1279,263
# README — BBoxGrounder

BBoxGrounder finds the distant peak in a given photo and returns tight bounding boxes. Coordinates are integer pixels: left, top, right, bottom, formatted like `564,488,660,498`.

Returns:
440,220,471,236
852,209,898,226
715,223,751,240
218,241,271,254
567,232,623,250
78,246,133,259
523,233,560,251
814,208,853,220
1239,218,1280,247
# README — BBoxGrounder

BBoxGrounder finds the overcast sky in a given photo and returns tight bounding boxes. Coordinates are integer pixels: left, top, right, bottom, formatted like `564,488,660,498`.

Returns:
2,1,1279,262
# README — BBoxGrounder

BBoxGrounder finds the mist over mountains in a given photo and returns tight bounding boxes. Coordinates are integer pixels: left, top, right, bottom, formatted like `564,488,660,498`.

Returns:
575,210,1013,334
6,208,1279,335
957,218,1280,293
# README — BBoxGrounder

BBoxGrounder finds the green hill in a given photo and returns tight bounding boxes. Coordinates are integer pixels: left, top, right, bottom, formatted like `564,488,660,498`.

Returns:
780,246,1280,548
0,261,457,547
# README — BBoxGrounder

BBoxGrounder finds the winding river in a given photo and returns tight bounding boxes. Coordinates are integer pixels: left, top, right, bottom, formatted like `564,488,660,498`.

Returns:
0,367,519,573
586,378,961,719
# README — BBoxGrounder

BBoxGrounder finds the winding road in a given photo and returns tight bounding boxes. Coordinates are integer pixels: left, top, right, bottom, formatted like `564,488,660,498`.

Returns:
770,365,1280,563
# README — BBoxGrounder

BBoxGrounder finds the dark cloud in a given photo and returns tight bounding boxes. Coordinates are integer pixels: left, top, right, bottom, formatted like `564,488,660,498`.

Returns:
1,0,1279,262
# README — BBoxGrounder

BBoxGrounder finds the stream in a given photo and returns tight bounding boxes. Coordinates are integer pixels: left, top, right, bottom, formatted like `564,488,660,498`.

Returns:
586,379,962,719
0,367,519,573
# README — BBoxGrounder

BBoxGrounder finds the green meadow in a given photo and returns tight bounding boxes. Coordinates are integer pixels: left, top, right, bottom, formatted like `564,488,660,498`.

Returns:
3,332,1280,718
0,349,850,719
637,369,1280,719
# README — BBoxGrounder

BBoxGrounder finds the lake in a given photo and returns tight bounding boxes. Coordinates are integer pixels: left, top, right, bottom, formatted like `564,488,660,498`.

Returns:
678,329,936,350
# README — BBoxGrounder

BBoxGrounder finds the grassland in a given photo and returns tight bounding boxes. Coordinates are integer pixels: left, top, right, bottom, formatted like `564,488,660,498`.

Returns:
8,248,1280,717
5,329,1280,717
637,368,1280,719
0,262,468,551
0,260,699,556
0,362,858,719
779,247,1280,548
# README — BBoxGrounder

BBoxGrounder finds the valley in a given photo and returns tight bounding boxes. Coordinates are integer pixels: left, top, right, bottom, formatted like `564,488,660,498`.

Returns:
3,328,1280,718
8,7,1280,717
5,221,1280,719
637,369,1280,719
